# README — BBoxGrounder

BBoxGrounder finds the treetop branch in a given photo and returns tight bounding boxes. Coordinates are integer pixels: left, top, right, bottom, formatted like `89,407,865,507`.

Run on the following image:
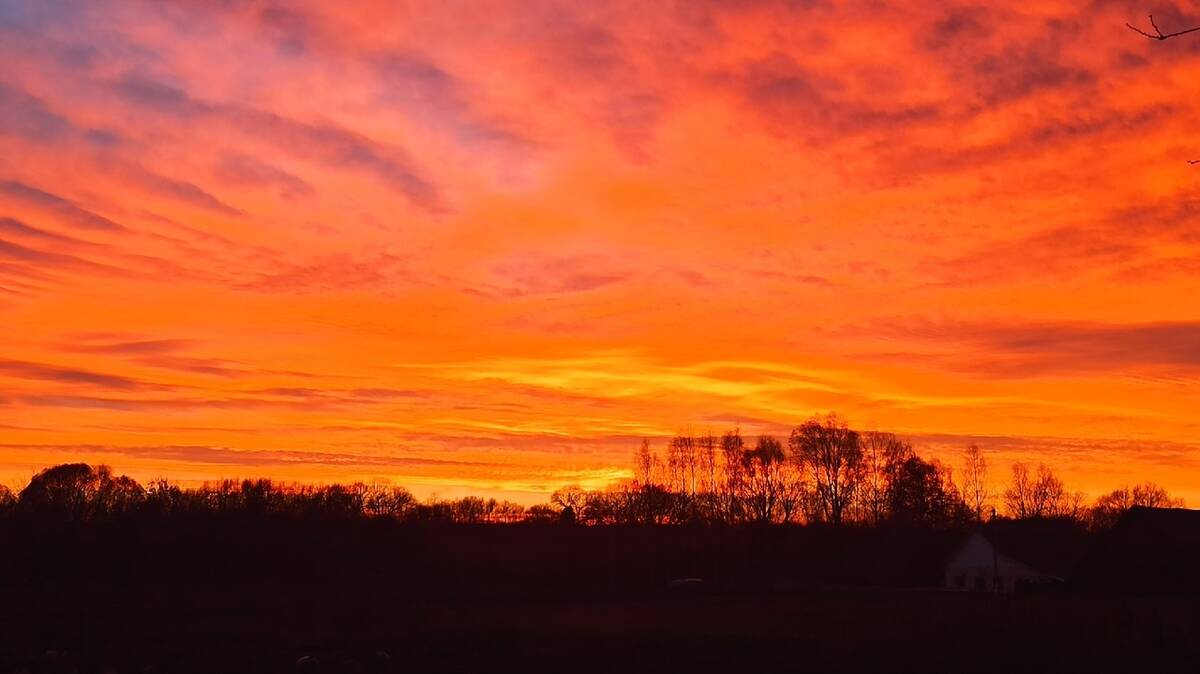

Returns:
1126,14,1200,40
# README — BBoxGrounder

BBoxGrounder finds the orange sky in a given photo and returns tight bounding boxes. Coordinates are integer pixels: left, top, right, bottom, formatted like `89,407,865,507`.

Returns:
1,1,1198,505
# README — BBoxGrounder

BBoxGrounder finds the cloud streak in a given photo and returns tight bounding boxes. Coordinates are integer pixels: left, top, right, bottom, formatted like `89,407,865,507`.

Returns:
0,180,125,232
855,319,1200,378
0,358,159,390
112,74,442,210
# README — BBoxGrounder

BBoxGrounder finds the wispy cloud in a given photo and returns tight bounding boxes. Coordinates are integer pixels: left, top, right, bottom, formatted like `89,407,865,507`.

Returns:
0,358,162,390
111,74,442,210
852,318,1200,378
0,180,125,232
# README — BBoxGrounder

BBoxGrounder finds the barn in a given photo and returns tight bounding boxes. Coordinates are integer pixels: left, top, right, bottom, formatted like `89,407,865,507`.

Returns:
1075,506,1200,594
944,519,1089,593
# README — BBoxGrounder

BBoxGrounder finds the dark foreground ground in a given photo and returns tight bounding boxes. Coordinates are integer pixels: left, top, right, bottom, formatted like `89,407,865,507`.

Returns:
2,583,1198,674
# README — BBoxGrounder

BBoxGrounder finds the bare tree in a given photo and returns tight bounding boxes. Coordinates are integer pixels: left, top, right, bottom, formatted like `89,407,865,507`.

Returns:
742,435,786,523
363,484,416,518
888,455,968,527
550,485,587,512
698,432,718,494
634,438,656,486
960,445,990,521
720,428,746,522
490,500,526,523
1003,462,1037,519
858,431,913,524
1090,482,1185,529
788,413,863,525
668,434,697,496
19,463,144,521
777,461,808,524
684,434,698,496
693,431,721,521
666,439,682,495
1131,482,1183,507
1004,463,1082,520
1030,464,1065,517
1059,489,1089,521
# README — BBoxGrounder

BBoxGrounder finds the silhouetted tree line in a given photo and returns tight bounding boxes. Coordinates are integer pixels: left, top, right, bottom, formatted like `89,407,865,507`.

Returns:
545,416,965,529
0,466,956,595
0,463,534,525
0,417,1184,599
0,415,1184,534
552,414,1185,531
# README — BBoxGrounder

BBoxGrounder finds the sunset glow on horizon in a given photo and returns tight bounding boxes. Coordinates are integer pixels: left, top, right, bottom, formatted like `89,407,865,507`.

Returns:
2,1,1199,504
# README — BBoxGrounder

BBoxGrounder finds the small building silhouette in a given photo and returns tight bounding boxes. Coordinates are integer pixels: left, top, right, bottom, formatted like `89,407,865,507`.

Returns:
1075,506,1200,594
944,518,1089,593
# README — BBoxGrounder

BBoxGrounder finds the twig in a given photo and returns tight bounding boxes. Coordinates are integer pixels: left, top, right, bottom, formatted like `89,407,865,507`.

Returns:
1126,14,1200,40
1127,15,1200,166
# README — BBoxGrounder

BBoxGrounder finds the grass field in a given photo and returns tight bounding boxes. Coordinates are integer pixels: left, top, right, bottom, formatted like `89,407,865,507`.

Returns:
3,583,1197,673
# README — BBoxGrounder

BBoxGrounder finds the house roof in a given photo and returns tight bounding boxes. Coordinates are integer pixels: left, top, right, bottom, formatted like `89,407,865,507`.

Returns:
1076,506,1200,592
1111,506,1200,552
949,517,1091,578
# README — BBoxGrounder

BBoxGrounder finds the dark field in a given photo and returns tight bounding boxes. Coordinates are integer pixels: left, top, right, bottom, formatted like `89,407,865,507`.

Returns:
3,582,1198,673
2,516,1197,673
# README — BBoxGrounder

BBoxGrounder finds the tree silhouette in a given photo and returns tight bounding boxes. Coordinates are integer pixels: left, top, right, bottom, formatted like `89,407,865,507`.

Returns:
634,438,657,487
789,414,864,525
1090,482,1184,529
668,434,698,497
741,435,786,523
1004,463,1042,519
698,432,718,495
1003,463,1086,520
363,484,417,518
888,456,966,528
857,431,913,525
18,463,142,521
4,418,1186,534
720,428,746,522
0,483,14,510
960,445,990,521
551,485,587,512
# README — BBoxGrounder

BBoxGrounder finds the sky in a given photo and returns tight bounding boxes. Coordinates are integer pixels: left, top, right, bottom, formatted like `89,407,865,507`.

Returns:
0,0,1198,505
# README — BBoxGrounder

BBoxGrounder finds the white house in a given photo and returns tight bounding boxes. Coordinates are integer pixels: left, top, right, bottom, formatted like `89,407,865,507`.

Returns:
944,531,1061,593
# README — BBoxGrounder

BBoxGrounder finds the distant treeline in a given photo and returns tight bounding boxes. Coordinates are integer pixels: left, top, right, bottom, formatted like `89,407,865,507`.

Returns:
0,414,1182,532
586,413,1185,531
0,463,540,525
